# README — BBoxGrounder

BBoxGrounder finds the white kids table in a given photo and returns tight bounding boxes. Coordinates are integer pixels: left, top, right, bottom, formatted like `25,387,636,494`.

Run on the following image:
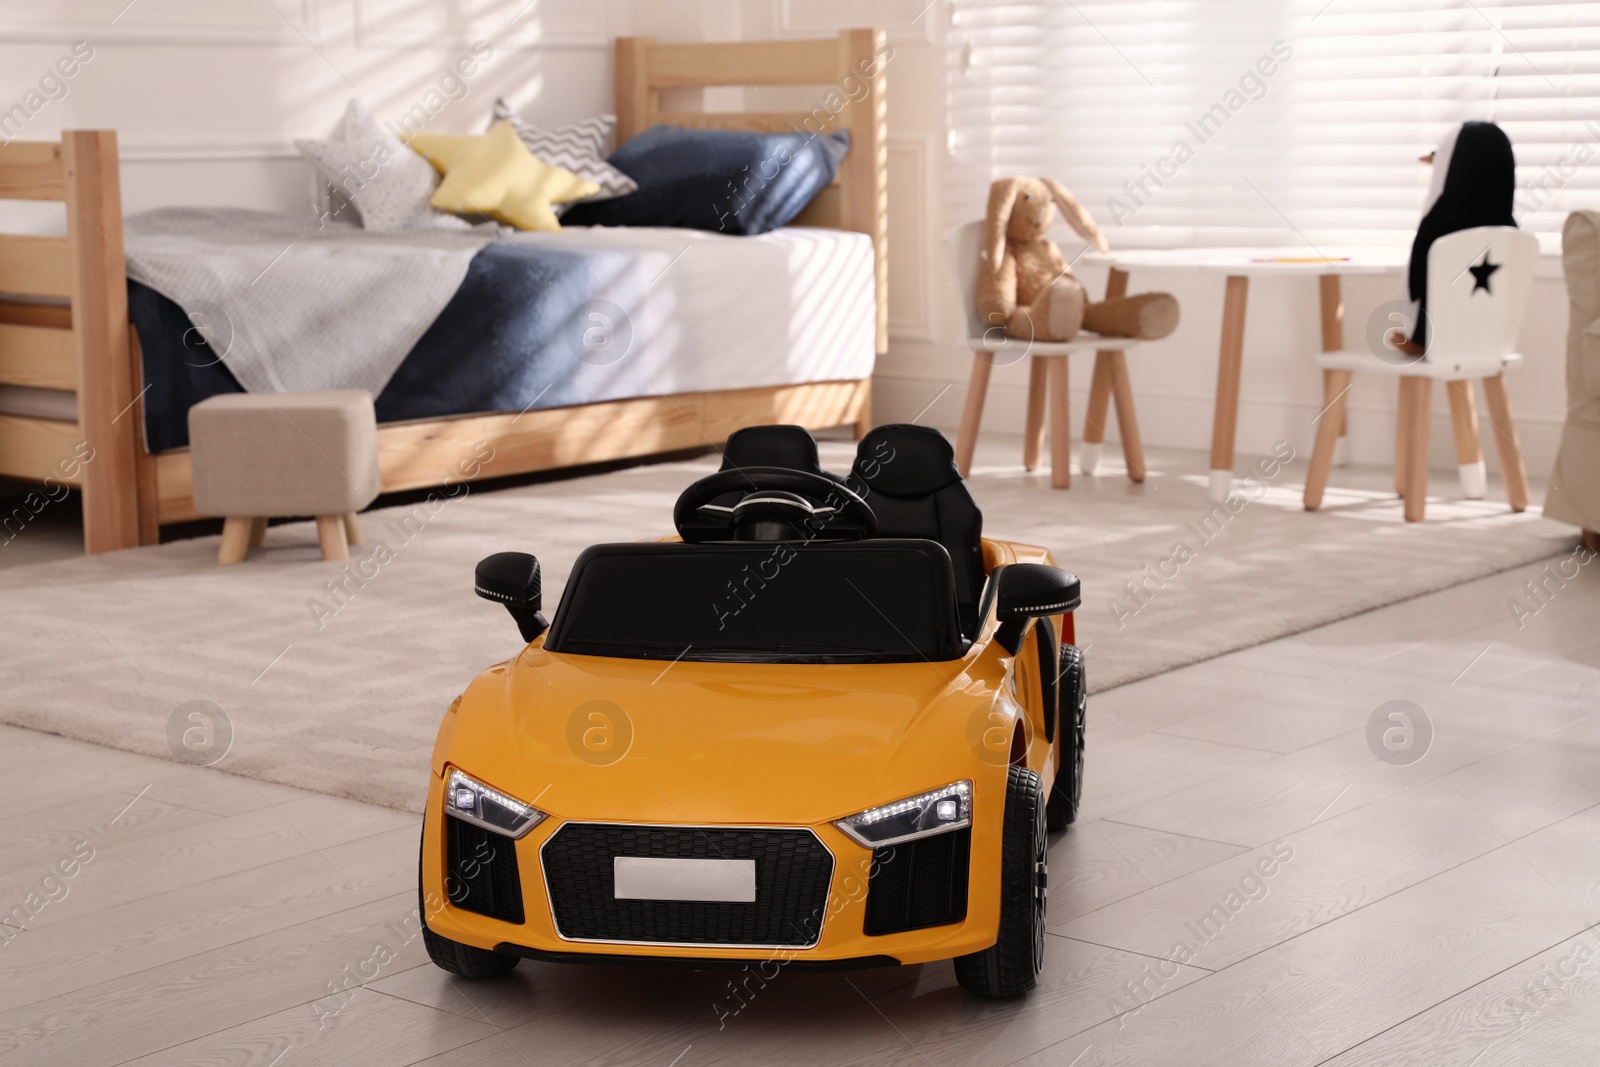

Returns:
1082,247,1409,502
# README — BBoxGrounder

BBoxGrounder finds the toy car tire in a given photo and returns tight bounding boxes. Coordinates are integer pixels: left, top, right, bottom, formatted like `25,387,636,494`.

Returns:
1046,644,1086,831
421,912,520,978
418,829,519,979
954,766,1047,999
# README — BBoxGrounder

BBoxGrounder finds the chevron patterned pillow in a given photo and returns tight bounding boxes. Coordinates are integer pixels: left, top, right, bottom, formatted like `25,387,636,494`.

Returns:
489,101,637,214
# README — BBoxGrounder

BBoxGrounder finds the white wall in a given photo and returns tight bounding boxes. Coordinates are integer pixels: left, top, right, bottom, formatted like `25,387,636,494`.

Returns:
1,0,1570,478
0,0,739,225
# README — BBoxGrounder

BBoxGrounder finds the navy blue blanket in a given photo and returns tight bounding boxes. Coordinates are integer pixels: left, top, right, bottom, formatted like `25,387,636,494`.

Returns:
131,243,603,452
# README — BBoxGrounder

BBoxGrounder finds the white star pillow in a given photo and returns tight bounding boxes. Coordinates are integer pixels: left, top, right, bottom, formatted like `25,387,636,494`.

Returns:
295,99,469,232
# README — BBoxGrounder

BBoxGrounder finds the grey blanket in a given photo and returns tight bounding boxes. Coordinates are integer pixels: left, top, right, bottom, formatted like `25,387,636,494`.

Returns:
123,207,494,395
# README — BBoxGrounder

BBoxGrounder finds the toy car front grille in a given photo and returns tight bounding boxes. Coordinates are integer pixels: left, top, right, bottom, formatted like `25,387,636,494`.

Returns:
446,817,526,925
541,824,834,947
863,828,971,936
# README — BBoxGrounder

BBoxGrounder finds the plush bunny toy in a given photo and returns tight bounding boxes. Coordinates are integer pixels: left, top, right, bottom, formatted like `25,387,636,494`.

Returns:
978,176,1179,342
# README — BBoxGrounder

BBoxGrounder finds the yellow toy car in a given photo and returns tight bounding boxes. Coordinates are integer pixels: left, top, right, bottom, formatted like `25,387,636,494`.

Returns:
420,424,1086,998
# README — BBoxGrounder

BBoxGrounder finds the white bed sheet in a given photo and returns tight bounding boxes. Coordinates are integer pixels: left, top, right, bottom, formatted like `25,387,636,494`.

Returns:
508,224,876,401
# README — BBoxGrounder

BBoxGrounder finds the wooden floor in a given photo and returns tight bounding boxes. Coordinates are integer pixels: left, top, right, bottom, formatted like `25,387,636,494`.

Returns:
1,557,1598,1065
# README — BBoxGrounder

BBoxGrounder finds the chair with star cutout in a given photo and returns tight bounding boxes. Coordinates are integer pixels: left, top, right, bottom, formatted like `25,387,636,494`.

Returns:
1304,226,1538,522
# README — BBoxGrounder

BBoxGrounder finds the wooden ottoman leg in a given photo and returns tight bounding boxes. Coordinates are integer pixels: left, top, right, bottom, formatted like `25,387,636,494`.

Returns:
1404,376,1432,522
1305,369,1352,511
1446,379,1486,499
248,517,267,548
219,517,254,565
955,353,994,478
1048,356,1071,489
317,515,350,562
1023,357,1048,471
343,512,364,546
1482,373,1529,513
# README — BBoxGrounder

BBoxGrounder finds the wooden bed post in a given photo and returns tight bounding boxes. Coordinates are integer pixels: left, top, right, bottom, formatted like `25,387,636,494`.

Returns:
838,28,889,357
62,130,142,553
614,37,656,143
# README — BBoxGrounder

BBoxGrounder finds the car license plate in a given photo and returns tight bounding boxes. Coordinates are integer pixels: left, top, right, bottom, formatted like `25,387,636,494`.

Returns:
613,856,756,903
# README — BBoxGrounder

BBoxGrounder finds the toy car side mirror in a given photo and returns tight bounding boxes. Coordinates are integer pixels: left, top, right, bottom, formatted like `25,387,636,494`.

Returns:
993,564,1081,654
475,552,548,643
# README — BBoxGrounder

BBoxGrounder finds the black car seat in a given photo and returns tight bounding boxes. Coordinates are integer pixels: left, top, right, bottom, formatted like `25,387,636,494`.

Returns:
720,424,843,480
848,424,985,639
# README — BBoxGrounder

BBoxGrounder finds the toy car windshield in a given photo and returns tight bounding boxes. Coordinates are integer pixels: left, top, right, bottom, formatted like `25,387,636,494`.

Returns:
543,540,966,663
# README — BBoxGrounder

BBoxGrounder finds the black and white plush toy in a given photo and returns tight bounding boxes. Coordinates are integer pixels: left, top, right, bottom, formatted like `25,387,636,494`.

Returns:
1399,121,1517,351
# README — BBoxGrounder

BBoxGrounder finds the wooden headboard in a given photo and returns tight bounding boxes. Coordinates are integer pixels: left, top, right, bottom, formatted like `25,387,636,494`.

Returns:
614,29,889,354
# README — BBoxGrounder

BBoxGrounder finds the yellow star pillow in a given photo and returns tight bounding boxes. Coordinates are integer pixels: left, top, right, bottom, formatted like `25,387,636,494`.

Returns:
407,121,598,231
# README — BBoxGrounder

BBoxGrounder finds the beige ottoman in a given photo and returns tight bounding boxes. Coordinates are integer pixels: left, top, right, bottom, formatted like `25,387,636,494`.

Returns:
189,390,381,564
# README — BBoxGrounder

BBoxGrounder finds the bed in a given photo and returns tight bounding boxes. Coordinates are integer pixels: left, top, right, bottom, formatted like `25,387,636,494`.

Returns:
0,29,887,553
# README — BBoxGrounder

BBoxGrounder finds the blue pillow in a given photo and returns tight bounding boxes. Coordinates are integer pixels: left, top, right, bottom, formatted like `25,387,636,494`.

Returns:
561,125,850,236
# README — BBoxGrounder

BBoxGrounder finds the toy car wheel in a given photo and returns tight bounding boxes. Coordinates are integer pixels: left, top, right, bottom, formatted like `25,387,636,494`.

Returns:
1046,644,1086,831
418,829,519,979
421,910,519,978
955,766,1047,999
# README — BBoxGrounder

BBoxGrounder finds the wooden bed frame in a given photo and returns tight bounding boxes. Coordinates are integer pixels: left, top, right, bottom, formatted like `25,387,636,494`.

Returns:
0,28,887,554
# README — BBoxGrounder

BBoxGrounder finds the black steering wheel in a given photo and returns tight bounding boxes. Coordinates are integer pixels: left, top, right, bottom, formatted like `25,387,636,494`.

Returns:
674,466,878,543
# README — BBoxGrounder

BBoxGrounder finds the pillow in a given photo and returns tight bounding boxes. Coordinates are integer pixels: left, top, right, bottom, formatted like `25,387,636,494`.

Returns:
561,126,851,236
295,99,469,232
488,101,637,213
407,122,599,232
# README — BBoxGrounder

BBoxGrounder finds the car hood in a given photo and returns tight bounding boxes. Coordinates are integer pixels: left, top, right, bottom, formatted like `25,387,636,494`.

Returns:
439,642,1009,826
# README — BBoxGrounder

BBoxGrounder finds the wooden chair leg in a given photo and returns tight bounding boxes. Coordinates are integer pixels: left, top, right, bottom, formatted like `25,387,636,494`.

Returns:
1304,369,1352,511
343,512,363,546
1583,529,1600,553
1446,379,1486,499
1080,268,1130,477
1022,357,1048,471
1481,372,1530,513
1047,356,1071,489
1108,350,1145,483
248,517,267,548
1081,352,1114,475
316,514,350,562
1394,378,1412,497
954,353,994,478
1404,376,1432,522
218,516,254,565
1322,369,1351,468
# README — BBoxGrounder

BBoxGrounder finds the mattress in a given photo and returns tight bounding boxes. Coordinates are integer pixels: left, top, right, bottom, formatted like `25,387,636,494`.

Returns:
128,225,875,453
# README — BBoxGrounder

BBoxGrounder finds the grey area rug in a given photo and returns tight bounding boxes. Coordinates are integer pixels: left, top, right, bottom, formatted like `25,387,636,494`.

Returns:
0,438,1574,812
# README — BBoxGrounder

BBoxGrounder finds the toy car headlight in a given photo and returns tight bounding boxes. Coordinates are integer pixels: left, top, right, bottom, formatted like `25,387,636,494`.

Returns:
444,768,545,839
834,781,971,848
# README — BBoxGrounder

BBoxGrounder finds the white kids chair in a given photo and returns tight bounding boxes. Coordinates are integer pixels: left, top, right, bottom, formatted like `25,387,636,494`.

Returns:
947,221,1150,488
1304,226,1536,522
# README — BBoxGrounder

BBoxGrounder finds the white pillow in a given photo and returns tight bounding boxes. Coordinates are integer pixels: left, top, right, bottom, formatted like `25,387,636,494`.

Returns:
489,100,638,214
296,99,469,232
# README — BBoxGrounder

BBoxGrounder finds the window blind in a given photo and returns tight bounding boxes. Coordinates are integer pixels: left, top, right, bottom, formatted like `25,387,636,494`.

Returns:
946,0,1600,240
